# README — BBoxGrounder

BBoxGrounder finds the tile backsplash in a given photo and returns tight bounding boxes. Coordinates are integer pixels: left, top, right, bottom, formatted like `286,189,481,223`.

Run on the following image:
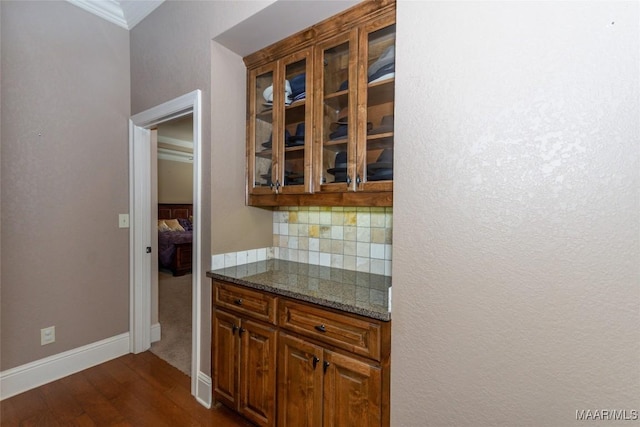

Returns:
273,207,392,276
211,207,393,276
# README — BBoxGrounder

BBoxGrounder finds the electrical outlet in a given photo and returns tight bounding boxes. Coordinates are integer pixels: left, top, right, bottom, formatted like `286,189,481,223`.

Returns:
119,213,129,228
41,326,55,345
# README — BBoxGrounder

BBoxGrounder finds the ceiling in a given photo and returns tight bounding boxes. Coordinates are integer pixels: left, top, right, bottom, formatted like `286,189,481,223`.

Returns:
66,0,361,53
66,0,164,30
214,1,360,57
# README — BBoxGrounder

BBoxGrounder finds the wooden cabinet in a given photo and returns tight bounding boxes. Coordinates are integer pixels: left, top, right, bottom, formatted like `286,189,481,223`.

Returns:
245,0,396,207
212,280,391,427
213,283,278,427
278,332,383,427
315,15,396,196
248,49,313,196
277,333,323,427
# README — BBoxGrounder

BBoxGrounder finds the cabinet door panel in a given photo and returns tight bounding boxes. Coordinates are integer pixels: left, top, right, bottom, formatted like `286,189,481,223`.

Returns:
314,30,358,193
278,333,323,427
240,319,277,427
356,15,395,192
249,63,279,195
323,350,382,427
213,310,239,409
279,48,313,195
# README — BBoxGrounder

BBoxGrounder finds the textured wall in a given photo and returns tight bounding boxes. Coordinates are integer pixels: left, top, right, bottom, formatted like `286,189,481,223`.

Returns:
392,1,640,425
1,1,130,370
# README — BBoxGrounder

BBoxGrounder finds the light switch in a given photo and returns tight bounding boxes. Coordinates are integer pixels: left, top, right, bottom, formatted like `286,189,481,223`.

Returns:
119,213,130,228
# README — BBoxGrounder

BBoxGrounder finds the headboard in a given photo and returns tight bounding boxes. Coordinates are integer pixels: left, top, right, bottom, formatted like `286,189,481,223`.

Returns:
158,203,193,220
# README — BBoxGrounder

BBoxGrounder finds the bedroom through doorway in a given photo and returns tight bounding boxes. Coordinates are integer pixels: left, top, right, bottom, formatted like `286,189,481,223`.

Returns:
150,113,194,376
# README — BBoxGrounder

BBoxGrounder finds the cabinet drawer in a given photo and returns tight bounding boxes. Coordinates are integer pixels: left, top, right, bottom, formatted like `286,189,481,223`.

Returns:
214,282,277,325
278,299,382,361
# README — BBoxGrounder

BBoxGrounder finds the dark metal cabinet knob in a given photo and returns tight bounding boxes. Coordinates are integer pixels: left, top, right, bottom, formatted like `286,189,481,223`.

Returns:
314,324,327,333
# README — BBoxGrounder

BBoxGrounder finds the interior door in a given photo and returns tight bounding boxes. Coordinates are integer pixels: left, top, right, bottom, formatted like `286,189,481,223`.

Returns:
150,128,159,331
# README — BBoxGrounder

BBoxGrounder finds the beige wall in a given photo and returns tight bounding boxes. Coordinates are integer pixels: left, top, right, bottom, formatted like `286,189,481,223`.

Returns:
158,159,193,204
2,1,637,424
392,1,639,425
0,1,130,370
130,0,276,377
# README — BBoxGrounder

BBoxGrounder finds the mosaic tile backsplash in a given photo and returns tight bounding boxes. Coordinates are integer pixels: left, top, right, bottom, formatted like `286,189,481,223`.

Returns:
273,207,392,276
210,207,393,277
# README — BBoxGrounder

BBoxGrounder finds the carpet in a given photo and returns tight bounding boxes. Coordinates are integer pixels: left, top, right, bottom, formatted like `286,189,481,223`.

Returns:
150,271,192,376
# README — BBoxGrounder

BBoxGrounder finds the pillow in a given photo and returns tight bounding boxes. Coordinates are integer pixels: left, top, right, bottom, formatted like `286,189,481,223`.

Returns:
157,220,171,232
164,218,185,232
177,217,193,231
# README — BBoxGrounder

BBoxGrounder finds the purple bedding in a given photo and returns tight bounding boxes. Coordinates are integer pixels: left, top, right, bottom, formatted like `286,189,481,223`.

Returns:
158,230,193,268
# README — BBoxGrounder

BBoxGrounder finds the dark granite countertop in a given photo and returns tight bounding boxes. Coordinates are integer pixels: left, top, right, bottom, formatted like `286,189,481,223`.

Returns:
206,259,391,321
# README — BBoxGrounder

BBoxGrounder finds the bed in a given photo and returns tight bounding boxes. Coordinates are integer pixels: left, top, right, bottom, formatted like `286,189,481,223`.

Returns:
158,203,193,276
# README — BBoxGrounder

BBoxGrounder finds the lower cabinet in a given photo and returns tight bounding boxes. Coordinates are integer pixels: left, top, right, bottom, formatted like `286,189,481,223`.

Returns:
213,309,277,427
212,280,390,427
278,333,383,427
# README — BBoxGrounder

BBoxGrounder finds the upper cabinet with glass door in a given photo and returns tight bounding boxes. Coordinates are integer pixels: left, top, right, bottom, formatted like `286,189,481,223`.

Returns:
315,16,396,195
244,0,395,207
248,63,278,196
314,30,358,194
356,16,396,192
248,49,312,198
279,49,312,195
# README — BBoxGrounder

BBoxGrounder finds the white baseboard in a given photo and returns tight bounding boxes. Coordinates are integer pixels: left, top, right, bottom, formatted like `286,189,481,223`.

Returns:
195,371,212,408
151,322,161,343
0,332,130,401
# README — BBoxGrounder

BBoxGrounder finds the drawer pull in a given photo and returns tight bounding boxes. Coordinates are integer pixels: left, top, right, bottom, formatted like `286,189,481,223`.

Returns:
312,356,320,369
234,298,243,306
239,327,246,337
314,324,327,333
323,361,330,373
232,325,238,335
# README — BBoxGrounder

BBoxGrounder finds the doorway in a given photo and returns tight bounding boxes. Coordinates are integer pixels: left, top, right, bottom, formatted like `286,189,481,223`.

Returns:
129,90,204,402
150,114,194,376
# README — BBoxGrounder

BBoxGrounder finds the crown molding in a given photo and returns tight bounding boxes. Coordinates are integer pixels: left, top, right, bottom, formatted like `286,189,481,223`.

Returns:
158,135,194,151
67,0,164,30
158,148,193,164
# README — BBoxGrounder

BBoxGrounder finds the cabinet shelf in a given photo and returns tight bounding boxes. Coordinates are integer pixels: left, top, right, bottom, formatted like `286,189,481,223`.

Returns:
323,90,348,111
284,145,305,159
256,110,274,123
323,139,348,152
366,133,393,150
255,149,273,159
284,101,306,124
367,79,395,107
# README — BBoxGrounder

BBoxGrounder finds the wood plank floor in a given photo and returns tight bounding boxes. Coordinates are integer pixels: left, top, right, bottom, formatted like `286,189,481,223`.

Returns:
0,351,253,427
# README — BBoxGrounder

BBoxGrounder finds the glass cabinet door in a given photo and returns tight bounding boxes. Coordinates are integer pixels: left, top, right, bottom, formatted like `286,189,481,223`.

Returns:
248,64,278,195
314,31,358,193
357,16,396,192
279,48,312,194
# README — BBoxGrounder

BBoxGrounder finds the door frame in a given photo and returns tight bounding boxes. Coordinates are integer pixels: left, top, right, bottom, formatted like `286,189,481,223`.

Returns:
129,90,202,399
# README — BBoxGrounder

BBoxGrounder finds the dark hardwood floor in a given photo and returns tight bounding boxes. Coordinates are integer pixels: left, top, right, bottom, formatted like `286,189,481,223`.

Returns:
0,351,253,427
